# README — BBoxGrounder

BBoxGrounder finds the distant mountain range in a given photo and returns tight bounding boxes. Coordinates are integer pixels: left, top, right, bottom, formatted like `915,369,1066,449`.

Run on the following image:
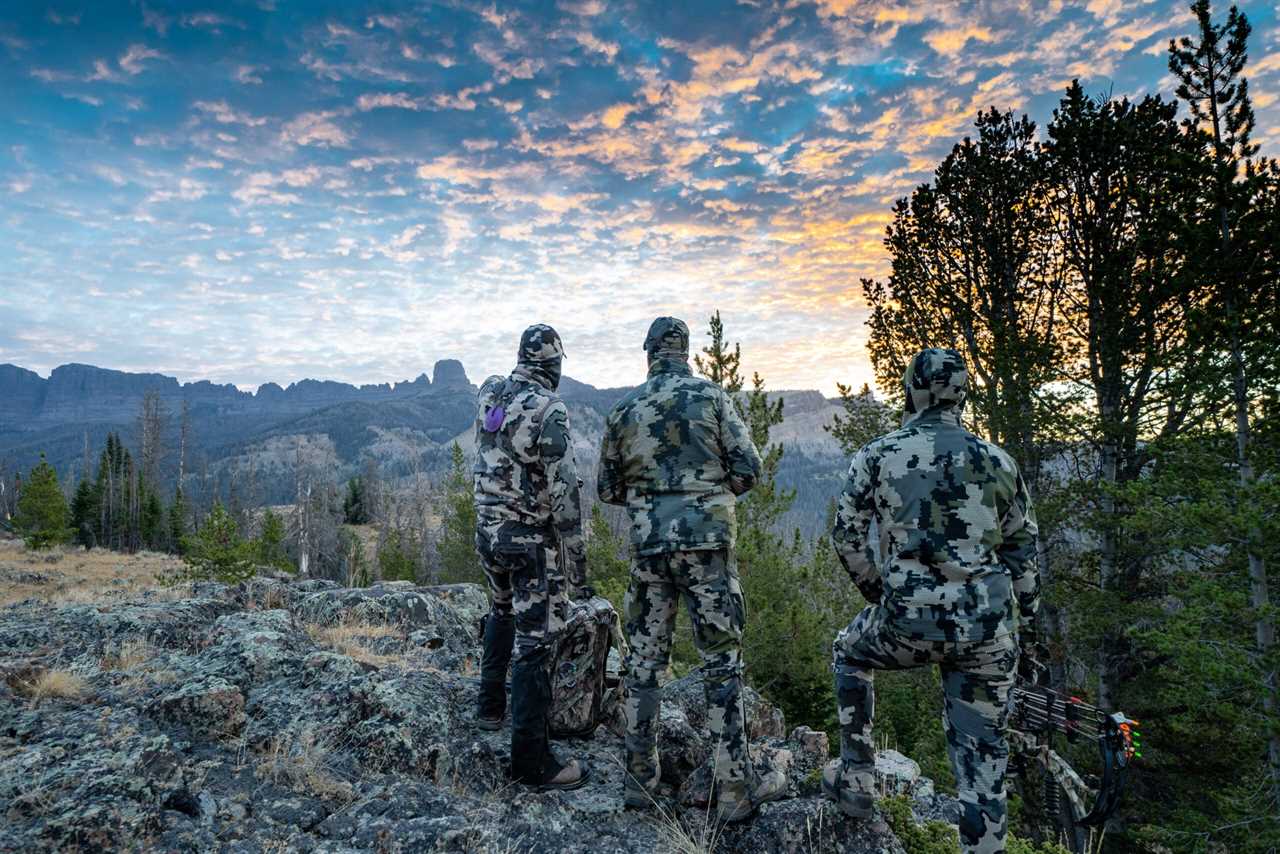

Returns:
0,361,856,537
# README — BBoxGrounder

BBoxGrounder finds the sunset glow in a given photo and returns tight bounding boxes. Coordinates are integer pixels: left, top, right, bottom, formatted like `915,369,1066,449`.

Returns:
2,0,1278,393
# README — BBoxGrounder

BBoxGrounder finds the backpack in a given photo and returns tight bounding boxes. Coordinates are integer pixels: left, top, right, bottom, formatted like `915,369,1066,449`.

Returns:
548,596,625,738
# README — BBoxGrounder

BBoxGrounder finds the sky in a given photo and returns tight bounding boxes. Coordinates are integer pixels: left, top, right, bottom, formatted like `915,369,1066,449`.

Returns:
2,0,1278,395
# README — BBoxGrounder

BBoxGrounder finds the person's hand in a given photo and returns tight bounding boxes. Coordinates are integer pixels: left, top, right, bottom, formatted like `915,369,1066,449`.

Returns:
1017,618,1046,682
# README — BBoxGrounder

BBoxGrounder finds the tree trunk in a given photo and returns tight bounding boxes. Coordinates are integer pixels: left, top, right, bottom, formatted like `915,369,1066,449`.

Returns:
1097,433,1119,711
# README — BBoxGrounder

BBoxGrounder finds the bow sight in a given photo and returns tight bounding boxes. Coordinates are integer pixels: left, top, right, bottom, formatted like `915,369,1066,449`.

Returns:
1009,658,1141,851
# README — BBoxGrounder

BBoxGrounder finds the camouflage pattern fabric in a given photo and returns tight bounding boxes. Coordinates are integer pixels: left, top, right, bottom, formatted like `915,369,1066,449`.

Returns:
597,317,762,556
476,527,569,659
548,596,621,737
831,347,1040,643
832,606,1017,854
621,548,751,801
474,327,586,593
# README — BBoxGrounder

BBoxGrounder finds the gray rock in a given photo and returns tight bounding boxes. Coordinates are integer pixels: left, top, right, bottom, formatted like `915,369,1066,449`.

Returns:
0,575,929,853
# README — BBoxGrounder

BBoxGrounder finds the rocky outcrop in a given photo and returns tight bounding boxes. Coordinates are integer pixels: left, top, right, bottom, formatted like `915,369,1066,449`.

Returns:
431,359,470,391
0,575,957,853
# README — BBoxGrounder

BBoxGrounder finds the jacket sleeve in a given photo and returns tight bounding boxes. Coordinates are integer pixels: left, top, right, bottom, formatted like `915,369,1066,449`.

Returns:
538,401,587,586
596,413,626,506
832,446,883,603
999,465,1041,628
720,392,762,496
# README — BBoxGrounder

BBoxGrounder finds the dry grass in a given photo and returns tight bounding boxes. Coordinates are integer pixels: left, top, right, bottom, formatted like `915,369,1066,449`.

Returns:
100,638,156,671
258,729,354,802
305,619,402,667
11,668,90,702
0,540,186,606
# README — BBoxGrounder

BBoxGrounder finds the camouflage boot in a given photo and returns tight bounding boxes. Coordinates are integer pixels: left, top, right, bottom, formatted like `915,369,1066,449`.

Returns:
476,612,514,731
716,764,787,823
823,662,875,818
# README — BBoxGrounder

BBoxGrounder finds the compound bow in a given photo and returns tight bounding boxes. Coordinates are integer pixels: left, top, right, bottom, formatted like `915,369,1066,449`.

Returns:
1009,660,1141,853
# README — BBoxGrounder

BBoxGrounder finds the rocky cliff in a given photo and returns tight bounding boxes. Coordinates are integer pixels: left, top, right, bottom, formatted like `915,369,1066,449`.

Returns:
0,551,956,853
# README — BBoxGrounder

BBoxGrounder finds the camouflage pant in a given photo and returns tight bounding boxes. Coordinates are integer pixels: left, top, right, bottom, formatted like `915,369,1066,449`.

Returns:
622,548,749,800
476,521,570,660
833,606,1017,854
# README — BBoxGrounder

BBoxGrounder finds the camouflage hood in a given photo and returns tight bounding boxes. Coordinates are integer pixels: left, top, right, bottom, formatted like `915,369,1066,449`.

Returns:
515,323,565,390
643,316,690,374
902,348,967,423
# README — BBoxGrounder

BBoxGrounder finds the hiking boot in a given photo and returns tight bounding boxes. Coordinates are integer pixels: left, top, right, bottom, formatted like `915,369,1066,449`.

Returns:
536,758,589,792
821,760,874,819
716,767,788,824
475,711,504,731
624,776,661,809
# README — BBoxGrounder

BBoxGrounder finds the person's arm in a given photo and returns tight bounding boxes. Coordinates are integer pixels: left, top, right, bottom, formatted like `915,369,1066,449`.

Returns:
720,392,762,496
832,447,882,603
539,401,589,595
999,465,1041,634
596,414,627,506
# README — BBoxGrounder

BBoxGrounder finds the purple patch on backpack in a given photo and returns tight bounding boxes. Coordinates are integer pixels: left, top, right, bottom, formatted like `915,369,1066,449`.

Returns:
483,405,506,432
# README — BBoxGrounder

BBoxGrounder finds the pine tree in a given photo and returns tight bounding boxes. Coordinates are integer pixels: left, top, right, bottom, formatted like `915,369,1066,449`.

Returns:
343,476,369,525
179,502,256,583
69,477,98,548
1170,0,1279,811
168,486,190,555
586,504,630,608
255,507,293,572
437,441,482,584
14,455,69,550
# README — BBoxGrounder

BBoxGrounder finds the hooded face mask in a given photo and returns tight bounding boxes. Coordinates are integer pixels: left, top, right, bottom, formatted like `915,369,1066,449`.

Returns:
516,323,566,391
902,348,968,420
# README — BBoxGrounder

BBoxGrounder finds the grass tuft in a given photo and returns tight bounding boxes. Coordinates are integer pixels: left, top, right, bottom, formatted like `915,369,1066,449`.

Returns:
258,729,354,802
306,619,401,667
11,668,90,702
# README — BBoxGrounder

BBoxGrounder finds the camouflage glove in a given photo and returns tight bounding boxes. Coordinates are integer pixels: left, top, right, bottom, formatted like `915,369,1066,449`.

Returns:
1017,616,1046,682
855,576,883,605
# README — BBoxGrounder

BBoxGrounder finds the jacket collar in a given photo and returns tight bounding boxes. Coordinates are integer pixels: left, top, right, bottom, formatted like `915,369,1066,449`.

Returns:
511,364,555,390
647,354,692,378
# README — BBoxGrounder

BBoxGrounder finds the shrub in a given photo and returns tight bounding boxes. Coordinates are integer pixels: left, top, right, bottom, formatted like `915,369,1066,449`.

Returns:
177,503,256,583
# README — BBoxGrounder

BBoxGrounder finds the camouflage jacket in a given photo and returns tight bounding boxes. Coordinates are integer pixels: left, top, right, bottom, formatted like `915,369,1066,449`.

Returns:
473,366,586,585
597,355,762,555
833,349,1040,643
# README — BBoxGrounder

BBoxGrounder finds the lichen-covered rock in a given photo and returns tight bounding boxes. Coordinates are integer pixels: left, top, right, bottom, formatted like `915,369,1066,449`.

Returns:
663,670,788,739
0,574,949,853
158,676,246,739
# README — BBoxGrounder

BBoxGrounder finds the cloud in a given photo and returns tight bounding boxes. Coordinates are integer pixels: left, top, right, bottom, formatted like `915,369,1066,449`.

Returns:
235,65,264,84
924,25,997,56
356,92,422,110
280,111,350,147
182,13,245,31
92,165,129,186
194,99,267,126
118,44,166,75
147,177,208,203
232,168,320,205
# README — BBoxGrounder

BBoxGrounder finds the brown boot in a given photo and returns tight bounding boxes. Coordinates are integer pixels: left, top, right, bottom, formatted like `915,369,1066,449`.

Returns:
537,758,589,792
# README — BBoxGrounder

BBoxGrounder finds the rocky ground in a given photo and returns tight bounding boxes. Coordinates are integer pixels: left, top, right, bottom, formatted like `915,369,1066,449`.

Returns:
0,541,957,853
